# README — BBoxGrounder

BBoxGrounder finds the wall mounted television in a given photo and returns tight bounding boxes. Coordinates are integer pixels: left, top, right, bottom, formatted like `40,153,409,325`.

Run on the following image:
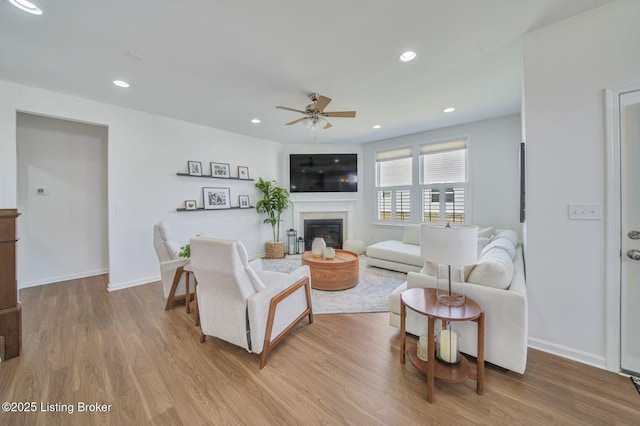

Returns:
289,153,358,193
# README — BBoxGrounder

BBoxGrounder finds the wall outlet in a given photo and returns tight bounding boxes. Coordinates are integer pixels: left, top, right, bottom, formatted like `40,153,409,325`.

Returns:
568,203,601,220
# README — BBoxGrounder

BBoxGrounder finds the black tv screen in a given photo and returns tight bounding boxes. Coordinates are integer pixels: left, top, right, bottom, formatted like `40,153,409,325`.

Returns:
290,154,358,193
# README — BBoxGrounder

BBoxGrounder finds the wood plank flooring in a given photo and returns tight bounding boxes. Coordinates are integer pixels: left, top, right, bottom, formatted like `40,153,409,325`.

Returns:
0,275,638,425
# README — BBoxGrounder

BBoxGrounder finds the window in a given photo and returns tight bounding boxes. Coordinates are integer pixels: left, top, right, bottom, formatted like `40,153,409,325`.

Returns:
375,148,412,223
420,140,467,224
375,140,468,225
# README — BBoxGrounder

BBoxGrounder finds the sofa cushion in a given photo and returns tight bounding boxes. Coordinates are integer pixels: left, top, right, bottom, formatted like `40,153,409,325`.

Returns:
496,229,518,247
467,247,514,289
478,226,496,238
402,224,421,245
366,240,423,266
480,237,516,260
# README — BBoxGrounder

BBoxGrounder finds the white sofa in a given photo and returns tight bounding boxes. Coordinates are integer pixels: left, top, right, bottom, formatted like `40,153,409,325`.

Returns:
387,226,528,374
366,225,424,273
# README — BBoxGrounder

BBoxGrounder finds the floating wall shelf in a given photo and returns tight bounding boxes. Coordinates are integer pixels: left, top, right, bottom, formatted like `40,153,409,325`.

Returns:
176,173,255,181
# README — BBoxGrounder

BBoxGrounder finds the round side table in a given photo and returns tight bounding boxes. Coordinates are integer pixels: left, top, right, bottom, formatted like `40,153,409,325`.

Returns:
400,287,485,403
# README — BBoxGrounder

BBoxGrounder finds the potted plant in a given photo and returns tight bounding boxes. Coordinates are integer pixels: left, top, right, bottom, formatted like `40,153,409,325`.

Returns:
255,178,290,259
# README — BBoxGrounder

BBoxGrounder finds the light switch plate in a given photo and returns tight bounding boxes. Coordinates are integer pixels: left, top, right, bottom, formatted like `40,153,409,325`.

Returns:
35,188,47,195
568,203,601,220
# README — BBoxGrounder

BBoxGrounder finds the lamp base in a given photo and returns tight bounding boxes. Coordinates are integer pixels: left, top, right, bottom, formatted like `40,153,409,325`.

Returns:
436,292,465,307
435,264,466,306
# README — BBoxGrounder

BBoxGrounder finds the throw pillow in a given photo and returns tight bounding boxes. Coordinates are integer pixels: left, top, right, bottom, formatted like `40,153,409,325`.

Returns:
496,229,518,247
467,247,514,289
480,237,516,261
478,226,496,238
403,224,421,245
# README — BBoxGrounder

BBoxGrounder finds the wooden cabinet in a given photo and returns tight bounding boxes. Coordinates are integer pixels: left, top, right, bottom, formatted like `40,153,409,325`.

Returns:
0,209,21,360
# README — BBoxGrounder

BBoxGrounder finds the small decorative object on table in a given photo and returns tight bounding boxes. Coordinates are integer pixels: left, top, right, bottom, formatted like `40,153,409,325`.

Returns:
210,162,230,178
324,247,336,259
312,237,326,258
436,323,460,364
188,161,202,176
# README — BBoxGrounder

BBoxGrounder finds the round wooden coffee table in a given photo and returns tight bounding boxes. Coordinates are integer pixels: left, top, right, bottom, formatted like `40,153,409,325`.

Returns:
301,249,359,291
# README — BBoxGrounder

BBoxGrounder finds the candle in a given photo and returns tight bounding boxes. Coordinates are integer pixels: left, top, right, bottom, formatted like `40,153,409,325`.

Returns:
439,329,458,363
417,336,428,361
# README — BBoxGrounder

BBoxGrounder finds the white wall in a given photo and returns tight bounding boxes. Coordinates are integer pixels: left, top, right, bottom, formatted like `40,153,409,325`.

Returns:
522,0,640,368
17,113,108,287
362,114,522,245
0,80,283,290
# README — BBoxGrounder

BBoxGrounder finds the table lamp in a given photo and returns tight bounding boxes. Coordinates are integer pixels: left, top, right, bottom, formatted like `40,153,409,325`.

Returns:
421,223,478,306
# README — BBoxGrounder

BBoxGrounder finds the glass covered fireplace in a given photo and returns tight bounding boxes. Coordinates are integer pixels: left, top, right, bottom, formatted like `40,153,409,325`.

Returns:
303,219,343,251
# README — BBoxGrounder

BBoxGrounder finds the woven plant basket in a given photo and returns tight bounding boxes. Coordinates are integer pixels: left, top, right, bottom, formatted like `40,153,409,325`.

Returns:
265,241,285,259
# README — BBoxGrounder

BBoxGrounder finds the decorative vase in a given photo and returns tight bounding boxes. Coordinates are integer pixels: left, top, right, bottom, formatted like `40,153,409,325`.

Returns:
324,247,335,259
311,237,326,258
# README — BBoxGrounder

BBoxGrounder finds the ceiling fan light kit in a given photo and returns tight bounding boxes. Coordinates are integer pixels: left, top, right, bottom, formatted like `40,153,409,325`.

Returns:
276,93,356,131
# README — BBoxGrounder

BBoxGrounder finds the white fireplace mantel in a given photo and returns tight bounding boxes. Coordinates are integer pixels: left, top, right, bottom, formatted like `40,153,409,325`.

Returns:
291,199,357,241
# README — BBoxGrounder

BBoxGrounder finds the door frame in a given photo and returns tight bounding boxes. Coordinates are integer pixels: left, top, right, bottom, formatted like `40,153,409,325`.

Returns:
604,85,640,373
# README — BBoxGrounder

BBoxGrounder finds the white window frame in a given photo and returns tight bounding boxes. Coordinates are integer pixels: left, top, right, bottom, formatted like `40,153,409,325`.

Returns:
374,139,470,226
374,147,413,224
419,140,469,224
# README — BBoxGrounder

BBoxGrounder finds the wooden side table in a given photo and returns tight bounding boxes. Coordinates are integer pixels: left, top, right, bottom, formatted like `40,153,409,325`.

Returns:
400,288,484,403
165,263,197,317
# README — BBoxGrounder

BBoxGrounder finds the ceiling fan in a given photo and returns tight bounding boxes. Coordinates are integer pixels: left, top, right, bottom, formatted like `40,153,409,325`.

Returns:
276,93,356,130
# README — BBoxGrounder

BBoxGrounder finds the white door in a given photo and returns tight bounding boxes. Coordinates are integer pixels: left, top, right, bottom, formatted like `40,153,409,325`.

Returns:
620,89,640,375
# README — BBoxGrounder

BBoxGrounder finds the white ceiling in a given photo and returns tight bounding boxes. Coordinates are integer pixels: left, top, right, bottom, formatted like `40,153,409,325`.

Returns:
0,0,613,144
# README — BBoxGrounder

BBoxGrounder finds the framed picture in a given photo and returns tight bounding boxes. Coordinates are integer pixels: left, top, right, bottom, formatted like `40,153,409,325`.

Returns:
210,162,230,178
238,195,250,208
184,200,197,210
188,161,202,176
203,187,231,210
238,166,249,180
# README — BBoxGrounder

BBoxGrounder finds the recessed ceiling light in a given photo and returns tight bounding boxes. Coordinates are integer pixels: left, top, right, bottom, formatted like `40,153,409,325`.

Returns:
113,80,130,88
444,107,455,113
9,0,43,15
399,51,417,62
251,118,261,124
373,125,382,129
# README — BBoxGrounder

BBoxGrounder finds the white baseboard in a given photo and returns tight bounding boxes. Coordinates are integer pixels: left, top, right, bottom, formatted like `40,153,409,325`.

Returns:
107,275,159,292
19,268,109,289
528,337,608,371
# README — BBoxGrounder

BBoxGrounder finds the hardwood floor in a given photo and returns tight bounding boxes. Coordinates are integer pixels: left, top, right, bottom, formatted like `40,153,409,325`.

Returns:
0,275,638,425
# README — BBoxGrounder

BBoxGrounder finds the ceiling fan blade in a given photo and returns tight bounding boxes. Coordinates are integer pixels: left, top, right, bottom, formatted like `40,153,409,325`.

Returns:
323,121,333,129
324,111,356,118
285,117,306,126
315,95,332,112
276,106,306,114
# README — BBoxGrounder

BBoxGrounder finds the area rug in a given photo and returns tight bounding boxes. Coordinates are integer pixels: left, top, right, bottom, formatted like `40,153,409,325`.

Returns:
632,376,640,395
261,255,407,314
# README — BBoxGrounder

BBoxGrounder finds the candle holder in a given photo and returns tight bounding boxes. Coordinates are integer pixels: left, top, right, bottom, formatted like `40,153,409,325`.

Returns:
436,322,460,365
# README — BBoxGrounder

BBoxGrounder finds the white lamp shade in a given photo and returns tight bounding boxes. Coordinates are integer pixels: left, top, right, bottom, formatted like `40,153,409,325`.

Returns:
420,224,478,266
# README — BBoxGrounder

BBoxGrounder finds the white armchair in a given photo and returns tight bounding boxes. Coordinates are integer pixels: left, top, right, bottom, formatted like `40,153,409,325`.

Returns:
153,222,189,310
190,237,313,368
